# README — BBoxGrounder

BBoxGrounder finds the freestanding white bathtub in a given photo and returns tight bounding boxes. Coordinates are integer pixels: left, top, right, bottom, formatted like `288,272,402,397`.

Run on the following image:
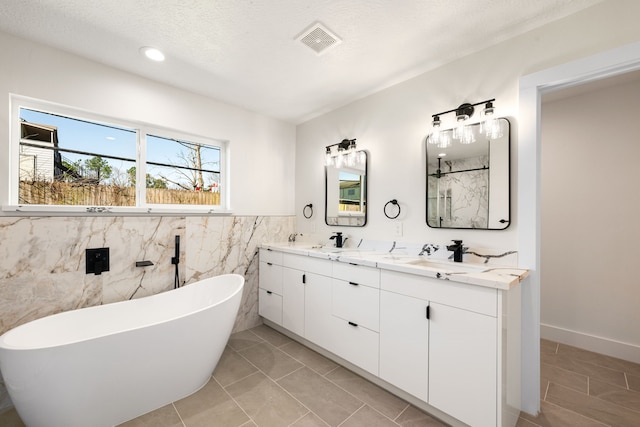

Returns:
0,274,244,427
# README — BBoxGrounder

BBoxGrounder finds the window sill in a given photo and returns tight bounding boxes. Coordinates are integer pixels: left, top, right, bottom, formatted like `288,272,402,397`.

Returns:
1,205,233,217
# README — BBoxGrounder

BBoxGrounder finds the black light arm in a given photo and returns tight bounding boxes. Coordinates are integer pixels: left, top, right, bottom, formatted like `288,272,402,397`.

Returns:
431,98,495,119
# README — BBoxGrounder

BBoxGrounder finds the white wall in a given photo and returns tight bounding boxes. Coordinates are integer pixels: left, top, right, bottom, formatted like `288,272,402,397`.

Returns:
295,0,640,414
295,0,640,251
0,31,296,216
541,76,640,361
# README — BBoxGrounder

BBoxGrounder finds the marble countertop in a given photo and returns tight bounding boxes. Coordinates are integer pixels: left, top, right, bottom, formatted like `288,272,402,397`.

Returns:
261,242,528,291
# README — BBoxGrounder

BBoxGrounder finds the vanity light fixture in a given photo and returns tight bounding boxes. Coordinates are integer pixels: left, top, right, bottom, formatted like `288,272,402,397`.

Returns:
480,101,504,139
428,99,502,145
325,139,363,168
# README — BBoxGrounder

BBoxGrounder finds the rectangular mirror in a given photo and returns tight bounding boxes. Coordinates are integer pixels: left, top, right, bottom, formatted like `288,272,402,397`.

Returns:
426,118,510,229
326,151,367,226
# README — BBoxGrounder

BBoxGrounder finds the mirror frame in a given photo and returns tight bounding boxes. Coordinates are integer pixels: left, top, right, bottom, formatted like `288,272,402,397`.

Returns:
325,150,368,227
426,118,511,230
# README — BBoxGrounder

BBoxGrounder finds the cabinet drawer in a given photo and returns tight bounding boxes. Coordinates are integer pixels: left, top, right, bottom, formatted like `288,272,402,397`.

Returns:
329,315,379,376
380,270,497,317
259,262,283,294
332,261,380,288
258,288,282,325
332,279,379,332
260,248,283,265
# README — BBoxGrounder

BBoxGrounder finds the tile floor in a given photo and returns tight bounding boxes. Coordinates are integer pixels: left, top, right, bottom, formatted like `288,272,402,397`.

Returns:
118,324,445,427
2,332,639,426
517,339,640,427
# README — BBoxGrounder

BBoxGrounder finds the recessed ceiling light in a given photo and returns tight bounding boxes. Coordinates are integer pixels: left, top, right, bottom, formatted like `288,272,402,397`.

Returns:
139,46,165,62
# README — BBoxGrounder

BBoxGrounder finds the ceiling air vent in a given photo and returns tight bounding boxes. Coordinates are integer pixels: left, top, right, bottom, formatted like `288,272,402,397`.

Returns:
296,22,342,56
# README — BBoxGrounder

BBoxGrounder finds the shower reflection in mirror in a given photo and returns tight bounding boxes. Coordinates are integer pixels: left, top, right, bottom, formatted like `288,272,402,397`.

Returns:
426,117,510,230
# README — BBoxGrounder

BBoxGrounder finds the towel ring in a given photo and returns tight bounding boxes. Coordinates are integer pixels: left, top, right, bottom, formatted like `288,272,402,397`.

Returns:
384,199,401,219
303,203,313,219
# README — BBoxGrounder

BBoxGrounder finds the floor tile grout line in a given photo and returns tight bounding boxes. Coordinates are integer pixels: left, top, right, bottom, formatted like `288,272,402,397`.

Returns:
553,341,640,375
336,403,367,427
543,381,550,401
277,344,341,377
212,374,256,427
625,372,630,390
322,364,341,377
274,364,306,382
228,346,338,427
540,400,612,427
171,402,187,427
321,367,412,423
542,359,590,382
286,411,330,427
392,403,411,422
274,371,345,427
548,380,640,420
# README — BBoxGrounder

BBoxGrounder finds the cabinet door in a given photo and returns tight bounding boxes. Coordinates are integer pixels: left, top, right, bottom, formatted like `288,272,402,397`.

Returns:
282,267,305,336
379,290,429,402
304,273,333,351
429,302,497,427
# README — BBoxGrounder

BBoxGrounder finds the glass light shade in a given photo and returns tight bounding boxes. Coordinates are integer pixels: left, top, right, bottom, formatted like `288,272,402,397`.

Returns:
481,116,503,139
454,123,476,144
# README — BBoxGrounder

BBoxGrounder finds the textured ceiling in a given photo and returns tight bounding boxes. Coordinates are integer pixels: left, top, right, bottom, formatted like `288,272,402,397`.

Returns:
0,0,604,124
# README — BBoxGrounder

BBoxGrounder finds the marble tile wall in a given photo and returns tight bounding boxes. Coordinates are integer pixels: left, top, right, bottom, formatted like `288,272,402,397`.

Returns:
0,214,295,412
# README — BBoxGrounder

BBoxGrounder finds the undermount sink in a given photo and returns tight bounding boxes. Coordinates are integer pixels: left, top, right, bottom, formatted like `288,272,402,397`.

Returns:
404,259,487,274
312,246,360,253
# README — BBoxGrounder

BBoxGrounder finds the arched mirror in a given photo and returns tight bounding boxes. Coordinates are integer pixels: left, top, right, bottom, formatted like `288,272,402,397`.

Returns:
426,118,510,229
325,151,367,226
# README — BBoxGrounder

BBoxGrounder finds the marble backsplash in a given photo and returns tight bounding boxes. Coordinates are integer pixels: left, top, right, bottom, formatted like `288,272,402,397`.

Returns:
0,214,295,412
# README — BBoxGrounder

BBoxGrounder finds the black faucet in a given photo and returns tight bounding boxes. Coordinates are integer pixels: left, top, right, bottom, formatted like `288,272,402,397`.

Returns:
446,240,464,262
330,232,344,248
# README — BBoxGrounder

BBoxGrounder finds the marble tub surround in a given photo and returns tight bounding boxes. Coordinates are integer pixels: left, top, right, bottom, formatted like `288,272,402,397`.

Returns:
0,214,295,413
185,215,296,332
261,239,527,290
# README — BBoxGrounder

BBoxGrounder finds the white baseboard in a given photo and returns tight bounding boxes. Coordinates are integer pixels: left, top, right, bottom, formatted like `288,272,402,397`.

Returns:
541,323,640,364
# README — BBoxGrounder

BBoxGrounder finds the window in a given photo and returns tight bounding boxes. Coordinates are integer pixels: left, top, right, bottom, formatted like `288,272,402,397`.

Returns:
8,96,227,213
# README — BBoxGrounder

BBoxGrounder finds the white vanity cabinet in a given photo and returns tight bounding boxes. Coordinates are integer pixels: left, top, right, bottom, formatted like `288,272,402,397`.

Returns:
380,270,500,427
259,249,334,344
259,246,523,427
258,249,283,325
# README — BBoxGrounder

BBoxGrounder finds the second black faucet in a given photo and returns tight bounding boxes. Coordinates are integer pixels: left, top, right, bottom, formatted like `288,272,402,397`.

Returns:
446,239,465,262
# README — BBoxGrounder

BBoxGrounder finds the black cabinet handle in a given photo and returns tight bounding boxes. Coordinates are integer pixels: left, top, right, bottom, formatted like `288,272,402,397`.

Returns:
348,321,358,327
349,281,359,286
266,290,272,294
267,262,273,266
267,248,272,251
303,274,306,284
426,305,430,319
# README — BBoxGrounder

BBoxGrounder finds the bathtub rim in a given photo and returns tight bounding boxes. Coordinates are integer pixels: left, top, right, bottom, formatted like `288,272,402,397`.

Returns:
0,273,244,351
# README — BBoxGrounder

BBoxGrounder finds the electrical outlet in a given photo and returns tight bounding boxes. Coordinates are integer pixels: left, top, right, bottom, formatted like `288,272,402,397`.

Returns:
394,221,403,237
